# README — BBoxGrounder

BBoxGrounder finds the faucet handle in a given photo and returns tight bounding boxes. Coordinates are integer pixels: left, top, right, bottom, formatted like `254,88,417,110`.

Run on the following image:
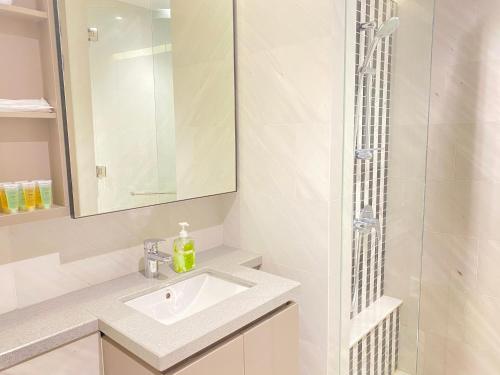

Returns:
354,205,382,239
144,238,166,253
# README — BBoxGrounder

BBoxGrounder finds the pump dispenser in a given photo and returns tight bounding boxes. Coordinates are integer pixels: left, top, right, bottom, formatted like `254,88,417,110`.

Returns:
173,222,196,273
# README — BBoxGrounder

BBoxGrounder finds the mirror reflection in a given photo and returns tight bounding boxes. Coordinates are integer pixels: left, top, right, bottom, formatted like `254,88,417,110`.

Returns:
58,0,236,217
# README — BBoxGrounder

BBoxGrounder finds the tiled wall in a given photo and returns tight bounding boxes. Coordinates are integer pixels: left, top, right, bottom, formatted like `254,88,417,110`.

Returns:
419,0,500,374
349,308,400,375
352,0,397,316
0,194,233,314
224,0,346,374
350,0,401,373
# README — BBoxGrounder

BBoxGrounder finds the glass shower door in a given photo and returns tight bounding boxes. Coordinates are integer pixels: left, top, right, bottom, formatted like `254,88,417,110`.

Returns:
341,0,436,374
86,0,161,212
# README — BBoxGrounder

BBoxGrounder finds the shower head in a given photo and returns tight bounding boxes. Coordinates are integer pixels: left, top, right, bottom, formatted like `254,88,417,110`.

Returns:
358,17,400,75
375,17,400,39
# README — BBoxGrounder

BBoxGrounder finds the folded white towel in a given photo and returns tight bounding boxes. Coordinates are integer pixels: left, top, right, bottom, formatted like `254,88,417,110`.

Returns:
0,98,54,113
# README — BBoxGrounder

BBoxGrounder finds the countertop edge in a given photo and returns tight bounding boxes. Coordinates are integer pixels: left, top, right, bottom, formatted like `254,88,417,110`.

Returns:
0,319,99,371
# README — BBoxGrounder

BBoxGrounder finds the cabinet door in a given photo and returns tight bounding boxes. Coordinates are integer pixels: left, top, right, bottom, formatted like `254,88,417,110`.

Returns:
102,334,244,375
168,335,244,375
243,303,299,375
1,333,101,375
102,335,160,375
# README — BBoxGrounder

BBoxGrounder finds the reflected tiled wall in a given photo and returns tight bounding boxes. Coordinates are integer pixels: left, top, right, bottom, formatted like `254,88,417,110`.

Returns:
419,0,500,374
172,0,236,200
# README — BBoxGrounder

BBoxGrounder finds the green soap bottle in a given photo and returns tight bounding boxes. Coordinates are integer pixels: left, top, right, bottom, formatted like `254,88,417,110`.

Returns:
173,222,196,273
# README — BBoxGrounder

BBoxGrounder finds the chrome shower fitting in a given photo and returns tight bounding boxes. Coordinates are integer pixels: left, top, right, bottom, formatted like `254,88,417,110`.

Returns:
354,17,400,152
358,17,400,75
353,205,381,238
359,21,377,31
355,148,381,160
351,205,382,313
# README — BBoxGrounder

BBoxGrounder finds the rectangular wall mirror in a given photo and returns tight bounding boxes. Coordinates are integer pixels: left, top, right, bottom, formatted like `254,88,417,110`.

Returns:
55,0,236,217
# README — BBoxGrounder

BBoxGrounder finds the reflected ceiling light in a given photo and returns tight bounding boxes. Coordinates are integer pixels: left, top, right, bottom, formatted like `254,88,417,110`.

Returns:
155,8,171,18
115,16,124,20
113,43,172,60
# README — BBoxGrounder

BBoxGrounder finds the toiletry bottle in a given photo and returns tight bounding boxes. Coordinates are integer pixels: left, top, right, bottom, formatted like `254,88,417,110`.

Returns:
173,222,196,273
0,183,7,213
35,180,52,209
16,181,27,212
2,183,19,214
22,181,36,212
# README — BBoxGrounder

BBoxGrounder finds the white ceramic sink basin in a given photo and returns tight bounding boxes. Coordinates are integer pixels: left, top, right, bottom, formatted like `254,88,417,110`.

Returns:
125,273,250,325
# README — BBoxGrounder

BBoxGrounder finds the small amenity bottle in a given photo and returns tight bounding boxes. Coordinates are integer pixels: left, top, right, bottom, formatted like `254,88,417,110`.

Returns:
21,181,36,212
173,222,196,273
35,180,52,209
2,183,19,214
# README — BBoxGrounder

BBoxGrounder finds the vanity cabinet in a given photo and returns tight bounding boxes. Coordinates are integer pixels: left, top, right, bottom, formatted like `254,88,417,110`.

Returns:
243,303,299,375
102,303,298,375
1,333,101,375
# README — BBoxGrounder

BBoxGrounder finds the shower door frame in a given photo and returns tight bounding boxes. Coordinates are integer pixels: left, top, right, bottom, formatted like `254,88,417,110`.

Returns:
337,0,358,373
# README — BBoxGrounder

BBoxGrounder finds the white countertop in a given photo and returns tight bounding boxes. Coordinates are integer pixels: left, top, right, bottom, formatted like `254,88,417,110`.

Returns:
0,246,300,371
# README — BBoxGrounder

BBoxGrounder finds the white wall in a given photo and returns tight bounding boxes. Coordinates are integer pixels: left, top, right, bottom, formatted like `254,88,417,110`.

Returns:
224,0,346,373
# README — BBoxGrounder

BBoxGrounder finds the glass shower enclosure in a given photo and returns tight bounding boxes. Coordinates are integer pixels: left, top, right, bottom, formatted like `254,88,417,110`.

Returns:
340,0,436,374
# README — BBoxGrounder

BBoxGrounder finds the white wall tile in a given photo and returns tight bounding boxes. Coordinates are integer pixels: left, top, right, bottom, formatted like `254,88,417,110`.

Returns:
232,0,338,373
417,331,447,375
421,0,500,372
13,254,90,309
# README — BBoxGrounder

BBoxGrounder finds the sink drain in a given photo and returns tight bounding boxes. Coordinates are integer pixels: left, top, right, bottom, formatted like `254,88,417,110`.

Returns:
165,290,173,300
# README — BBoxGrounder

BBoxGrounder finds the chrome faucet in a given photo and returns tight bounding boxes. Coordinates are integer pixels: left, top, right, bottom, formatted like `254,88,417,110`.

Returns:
144,239,172,279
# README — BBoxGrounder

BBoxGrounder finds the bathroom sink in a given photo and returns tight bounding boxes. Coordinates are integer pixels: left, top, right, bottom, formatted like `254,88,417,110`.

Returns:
124,273,250,325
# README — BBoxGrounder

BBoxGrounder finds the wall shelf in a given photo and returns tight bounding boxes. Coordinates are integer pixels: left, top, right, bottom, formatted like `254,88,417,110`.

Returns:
0,205,68,227
0,0,70,226
0,111,56,119
350,296,402,347
0,4,48,21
